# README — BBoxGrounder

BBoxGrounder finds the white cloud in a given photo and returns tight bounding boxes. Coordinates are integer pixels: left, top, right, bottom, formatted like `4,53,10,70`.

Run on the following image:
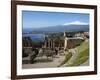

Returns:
63,21,89,25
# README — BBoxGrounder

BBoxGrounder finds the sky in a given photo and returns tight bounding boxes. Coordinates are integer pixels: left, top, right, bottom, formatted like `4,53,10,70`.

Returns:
22,11,89,29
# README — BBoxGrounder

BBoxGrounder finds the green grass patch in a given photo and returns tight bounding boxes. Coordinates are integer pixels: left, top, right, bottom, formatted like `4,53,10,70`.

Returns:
58,52,72,67
66,41,89,66
67,48,89,66
77,41,89,53
58,41,89,67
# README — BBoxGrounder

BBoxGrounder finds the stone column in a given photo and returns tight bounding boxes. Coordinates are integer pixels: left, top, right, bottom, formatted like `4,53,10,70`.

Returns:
64,37,68,51
53,40,55,49
49,40,50,48
51,39,53,49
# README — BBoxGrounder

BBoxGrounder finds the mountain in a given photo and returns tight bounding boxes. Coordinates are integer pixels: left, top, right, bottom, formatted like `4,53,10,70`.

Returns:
29,24,89,33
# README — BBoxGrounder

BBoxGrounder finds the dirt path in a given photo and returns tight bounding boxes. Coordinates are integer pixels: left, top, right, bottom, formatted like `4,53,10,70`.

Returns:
62,48,78,67
22,49,89,69
62,48,89,67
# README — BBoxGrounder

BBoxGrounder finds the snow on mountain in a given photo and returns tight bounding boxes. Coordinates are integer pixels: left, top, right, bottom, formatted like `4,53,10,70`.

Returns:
63,21,89,25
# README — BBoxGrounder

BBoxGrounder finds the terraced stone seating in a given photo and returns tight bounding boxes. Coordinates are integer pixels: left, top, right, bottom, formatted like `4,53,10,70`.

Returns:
22,47,38,64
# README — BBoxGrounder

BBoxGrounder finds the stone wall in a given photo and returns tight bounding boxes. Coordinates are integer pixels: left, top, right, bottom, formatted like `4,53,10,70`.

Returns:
66,38,84,49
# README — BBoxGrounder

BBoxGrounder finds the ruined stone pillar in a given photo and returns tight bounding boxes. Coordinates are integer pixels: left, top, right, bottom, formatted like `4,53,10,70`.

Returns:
64,37,68,51
49,40,50,48
63,31,68,51
51,40,53,49
53,40,55,49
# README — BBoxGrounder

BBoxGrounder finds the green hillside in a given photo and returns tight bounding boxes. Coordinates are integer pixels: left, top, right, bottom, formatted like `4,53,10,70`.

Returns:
67,41,89,66
59,40,89,67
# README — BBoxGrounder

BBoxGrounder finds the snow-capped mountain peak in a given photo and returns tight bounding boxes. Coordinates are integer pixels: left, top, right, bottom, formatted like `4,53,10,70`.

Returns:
63,21,89,25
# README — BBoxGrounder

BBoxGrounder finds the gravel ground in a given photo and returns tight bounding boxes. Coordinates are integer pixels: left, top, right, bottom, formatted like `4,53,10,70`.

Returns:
22,53,66,69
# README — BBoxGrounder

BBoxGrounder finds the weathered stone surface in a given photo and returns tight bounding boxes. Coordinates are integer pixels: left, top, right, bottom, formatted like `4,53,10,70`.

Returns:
67,38,84,49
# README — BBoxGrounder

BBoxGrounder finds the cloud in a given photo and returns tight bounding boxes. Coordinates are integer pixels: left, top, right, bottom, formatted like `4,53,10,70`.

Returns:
63,21,89,25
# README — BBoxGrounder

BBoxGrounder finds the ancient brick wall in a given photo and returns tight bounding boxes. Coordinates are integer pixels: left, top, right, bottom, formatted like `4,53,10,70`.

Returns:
67,38,84,49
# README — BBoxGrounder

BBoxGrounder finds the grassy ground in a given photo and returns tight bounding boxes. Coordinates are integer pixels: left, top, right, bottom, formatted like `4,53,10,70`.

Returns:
59,40,89,67
67,40,89,66
58,52,72,67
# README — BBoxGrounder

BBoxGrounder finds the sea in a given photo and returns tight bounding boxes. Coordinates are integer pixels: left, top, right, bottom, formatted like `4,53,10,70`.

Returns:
22,34,45,42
